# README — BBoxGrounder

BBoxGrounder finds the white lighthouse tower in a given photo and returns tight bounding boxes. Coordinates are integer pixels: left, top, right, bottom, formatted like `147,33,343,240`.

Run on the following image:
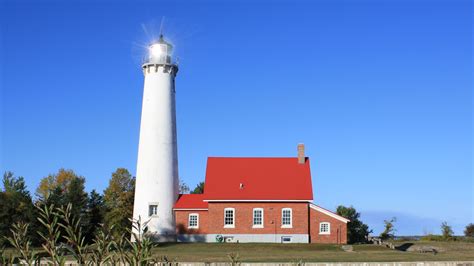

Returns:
132,34,179,241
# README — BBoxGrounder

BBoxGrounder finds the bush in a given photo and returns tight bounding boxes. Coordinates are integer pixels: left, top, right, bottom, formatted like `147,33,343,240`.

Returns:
420,234,445,241
465,223,474,237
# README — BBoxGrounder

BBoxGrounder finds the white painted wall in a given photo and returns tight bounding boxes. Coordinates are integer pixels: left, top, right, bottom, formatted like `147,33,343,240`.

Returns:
133,63,179,241
177,234,309,243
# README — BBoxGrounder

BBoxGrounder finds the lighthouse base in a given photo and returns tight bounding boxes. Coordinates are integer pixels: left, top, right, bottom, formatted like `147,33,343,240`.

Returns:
149,233,177,243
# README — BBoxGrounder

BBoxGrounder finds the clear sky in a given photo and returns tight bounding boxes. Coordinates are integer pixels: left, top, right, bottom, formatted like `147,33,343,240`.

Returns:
1,0,472,235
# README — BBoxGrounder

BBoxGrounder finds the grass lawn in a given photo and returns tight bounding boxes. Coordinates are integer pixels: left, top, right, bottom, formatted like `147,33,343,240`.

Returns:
150,241,474,262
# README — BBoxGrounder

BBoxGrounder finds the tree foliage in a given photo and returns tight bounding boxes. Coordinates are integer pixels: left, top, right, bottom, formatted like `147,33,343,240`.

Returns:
179,180,190,194
0,172,35,246
36,168,78,200
441,221,454,239
336,205,371,244
465,223,474,237
103,168,135,240
85,189,106,243
191,182,205,194
380,217,397,240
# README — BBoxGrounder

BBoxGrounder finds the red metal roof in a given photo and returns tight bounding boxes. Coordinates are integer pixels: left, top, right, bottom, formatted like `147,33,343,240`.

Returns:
203,157,313,201
174,194,208,209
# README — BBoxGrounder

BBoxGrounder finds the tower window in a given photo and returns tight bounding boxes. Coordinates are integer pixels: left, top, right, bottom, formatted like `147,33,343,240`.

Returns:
253,208,264,228
319,222,330,235
149,204,158,217
281,208,292,228
224,208,235,228
188,213,199,229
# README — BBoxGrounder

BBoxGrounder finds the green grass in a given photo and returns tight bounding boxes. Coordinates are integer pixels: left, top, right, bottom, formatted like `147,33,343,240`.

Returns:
149,241,474,262
4,241,474,263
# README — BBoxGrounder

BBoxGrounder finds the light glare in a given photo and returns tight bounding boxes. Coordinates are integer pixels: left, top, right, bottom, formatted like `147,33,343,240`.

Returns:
150,44,163,57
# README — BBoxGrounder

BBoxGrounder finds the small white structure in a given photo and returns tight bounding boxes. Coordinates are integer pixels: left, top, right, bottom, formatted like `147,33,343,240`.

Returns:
132,35,179,241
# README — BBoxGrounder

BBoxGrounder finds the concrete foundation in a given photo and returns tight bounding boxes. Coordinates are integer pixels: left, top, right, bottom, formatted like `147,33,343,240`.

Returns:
177,234,309,243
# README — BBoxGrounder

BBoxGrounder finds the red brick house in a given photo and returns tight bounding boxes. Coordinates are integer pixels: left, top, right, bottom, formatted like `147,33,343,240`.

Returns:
173,145,349,243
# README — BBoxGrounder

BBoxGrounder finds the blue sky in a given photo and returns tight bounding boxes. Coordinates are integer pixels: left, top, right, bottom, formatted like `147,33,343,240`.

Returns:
1,0,472,235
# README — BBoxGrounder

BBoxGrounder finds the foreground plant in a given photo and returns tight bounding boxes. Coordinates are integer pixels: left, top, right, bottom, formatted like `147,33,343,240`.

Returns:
88,224,114,265
124,216,156,265
0,246,16,265
112,235,129,265
227,252,241,266
36,204,66,265
5,222,38,265
58,203,89,264
151,255,178,266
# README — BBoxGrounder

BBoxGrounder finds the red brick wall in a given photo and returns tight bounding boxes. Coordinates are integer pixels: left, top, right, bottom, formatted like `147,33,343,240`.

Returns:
175,210,209,234
309,207,347,244
207,202,309,234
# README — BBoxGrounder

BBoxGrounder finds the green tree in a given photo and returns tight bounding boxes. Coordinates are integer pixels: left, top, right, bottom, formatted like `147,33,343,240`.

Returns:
380,217,397,240
465,223,474,237
191,182,205,194
441,221,453,239
0,172,35,246
103,168,135,240
65,176,88,222
84,190,106,243
336,205,372,244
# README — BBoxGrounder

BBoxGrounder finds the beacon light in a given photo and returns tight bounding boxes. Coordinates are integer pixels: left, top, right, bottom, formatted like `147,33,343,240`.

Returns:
150,44,164,57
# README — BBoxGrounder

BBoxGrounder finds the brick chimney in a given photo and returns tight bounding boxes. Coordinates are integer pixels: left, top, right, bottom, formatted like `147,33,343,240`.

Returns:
297,143,305,164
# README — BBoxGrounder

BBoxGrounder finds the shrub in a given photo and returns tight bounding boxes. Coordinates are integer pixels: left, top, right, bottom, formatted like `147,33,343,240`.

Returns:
441,221,454,240
420,234,445,241
464,223,474,237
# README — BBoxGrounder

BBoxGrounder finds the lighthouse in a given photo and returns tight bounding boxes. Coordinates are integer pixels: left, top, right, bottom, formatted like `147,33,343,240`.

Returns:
132,35,179,241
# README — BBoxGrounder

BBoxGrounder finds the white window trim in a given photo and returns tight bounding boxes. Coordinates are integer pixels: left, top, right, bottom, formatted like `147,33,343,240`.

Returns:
309,204,350,223
319,222,330,235
281,208,293,228
252,208,264,228
224,208,235,228
148,203,159,217
188,213,199,229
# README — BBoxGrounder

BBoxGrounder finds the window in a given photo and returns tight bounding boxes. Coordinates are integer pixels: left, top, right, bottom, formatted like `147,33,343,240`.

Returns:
281,208,292,228
281,236,292,243
224,208,235,228
319,222,330,235
253,208,264,228
148,204,158,217
188,213,199,229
